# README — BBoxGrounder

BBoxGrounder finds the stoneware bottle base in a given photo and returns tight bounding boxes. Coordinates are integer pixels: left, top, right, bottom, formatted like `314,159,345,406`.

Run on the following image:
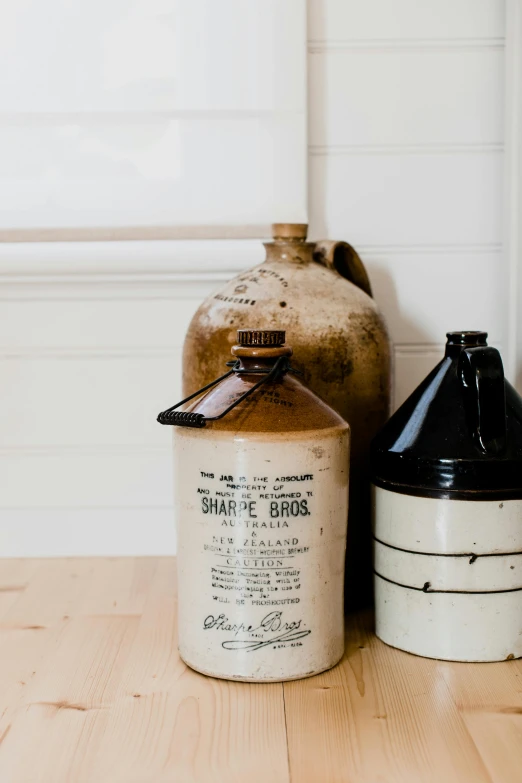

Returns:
178,650,345,683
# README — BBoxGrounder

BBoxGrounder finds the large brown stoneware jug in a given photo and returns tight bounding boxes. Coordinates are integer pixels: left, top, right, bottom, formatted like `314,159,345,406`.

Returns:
182,224,391,607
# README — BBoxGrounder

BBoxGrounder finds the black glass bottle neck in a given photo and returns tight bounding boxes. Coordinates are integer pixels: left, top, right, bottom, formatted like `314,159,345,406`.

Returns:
445,331,488,358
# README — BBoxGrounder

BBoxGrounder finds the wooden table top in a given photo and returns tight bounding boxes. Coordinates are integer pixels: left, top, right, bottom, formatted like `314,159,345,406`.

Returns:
0,557,519,782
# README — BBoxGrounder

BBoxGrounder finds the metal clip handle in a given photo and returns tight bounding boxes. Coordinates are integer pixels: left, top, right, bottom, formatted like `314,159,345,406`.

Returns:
157,356,291,428
157,410,207,428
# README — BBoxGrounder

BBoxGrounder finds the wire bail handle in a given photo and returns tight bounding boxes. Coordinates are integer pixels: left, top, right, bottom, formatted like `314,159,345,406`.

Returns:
157,355,297,428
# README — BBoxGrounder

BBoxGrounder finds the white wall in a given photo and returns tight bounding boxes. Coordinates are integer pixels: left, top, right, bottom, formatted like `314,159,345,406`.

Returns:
0,240,263,556
308,0,506,408
0,0,509,555
0,0,306,556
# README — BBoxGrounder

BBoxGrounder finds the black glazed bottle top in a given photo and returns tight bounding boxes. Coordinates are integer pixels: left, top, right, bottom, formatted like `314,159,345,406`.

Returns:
446,330,487,345
445,330,487,355
371,331,522,499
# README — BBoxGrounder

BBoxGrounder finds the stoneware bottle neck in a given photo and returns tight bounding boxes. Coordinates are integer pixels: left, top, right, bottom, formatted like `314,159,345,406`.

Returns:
231,343,293,373
263,239,315,265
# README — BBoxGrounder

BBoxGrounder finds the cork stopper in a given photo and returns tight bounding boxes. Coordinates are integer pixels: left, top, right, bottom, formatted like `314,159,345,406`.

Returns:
237,329,286,347
271,223,308,241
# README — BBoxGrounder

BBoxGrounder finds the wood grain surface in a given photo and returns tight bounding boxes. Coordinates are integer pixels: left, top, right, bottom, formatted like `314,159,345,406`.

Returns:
0,557,519,782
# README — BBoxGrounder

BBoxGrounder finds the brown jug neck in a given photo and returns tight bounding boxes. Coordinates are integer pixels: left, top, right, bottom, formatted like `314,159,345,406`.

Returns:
231,343,293,373
263,239,315,265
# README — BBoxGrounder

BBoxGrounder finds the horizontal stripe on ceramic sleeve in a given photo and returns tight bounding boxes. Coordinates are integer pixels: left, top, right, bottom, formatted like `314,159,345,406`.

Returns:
372,487,522,554
374,539,522,592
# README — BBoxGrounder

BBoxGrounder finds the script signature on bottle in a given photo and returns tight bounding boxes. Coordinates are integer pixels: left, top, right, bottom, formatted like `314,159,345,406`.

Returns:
203,611,311,651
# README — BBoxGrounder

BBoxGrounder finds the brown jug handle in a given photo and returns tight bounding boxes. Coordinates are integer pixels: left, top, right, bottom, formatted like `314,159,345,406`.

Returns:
313,240,373,298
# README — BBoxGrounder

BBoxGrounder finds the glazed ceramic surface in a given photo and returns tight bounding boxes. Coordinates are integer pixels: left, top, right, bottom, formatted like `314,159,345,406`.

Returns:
183,225,390,608
371,332,522,662
171,330,350,681
373,487,522,661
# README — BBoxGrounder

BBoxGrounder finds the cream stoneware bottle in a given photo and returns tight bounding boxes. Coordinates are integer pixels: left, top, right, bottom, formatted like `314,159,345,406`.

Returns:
371,331,522,662
159,329,350,682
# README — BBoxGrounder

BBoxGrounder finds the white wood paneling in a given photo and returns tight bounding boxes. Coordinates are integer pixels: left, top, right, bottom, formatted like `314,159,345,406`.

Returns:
0,355,179,449
393,349,442,409
0,239,262,299
0,453,171,508
0,235,266,554
505,0,522,389
309,152,503,245
0,240,249,553
309,0,508,426
0,510,176,557
0,0,307,236
365,250,507,346
308,0,505,42
309,50,503,148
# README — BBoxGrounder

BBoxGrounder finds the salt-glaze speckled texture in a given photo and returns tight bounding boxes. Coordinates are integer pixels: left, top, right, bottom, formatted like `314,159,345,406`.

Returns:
184,341,349,435
182,234,391,607
174,338,350,681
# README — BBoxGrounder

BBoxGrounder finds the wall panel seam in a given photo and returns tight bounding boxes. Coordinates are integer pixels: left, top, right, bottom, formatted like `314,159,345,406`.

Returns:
308,38,504,53
309,144,504,156
0,242,503,276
